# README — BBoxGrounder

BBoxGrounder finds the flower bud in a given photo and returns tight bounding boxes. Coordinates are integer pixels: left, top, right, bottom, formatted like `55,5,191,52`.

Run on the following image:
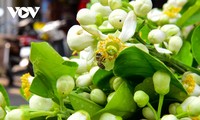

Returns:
0,107,5,119
67,110,91,120
78,92,90,99
71,58,89,74
187,96,200,116
133,90,149,107
90,3,112,17
160,24,180,39
168,102,180,115
99,0,109,6
112,77,123,91
176,96,196,114
76,8,96,25
107,92,115,103
168,36,183,54
108,9,127,29
89,66,99,78
148,29,166,44
132,0,152,17
4,109,30,120
67,25,95,51
147,8,169,25
76,73,92,87
90,88,107,105
153,71,171,95
108,0,122,10
0,92,6,108
161,114,178,120
142,107,155,120
29,95,54,111
99,113,122,120
56,75,75,98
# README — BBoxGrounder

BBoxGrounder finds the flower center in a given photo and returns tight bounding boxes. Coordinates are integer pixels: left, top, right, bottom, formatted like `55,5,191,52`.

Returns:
21,73,32,99
163,6,181,18
182,75,195,94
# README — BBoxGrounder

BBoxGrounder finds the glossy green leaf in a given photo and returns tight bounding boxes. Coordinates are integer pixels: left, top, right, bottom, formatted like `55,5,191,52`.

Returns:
30,42,78,101
69,92,103,116
92,82,136,120
174,41,193,66
92,69,113,90
114,47,186,92
0,84,10,106
191,25,200,65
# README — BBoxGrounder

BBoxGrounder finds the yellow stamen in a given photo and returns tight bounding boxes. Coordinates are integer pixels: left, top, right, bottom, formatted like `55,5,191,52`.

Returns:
182,74,195,95
163,6,181,18
21,73,32,99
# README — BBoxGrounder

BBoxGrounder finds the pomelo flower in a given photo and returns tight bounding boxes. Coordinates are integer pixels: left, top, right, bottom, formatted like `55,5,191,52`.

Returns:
67,110,90,120
20,73,34,99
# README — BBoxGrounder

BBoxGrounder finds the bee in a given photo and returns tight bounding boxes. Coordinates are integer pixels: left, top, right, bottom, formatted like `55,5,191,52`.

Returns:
96,52,106,69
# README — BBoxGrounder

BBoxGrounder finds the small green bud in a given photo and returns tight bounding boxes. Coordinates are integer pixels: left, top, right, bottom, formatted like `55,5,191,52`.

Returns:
99,113,122,120
142,107,155,120
161,114,178,120
67,110,91,120
160,24,180,39
132,0,152,17
108,0,122,10
133,90,149,107
148,29,166,44
168,102,180,115
67,25,95,51
76,73,92,87
153,70,171,95
56,75,75,98
99,0,109,6
90,88,107,105
0,92,6,108
107,92,115,103
108,9,127,29
90,3,112,17
0,107,5,120
4,109,30,120
78,92,90,99
112,77,123,91
29,95,54,111
76,8,96,25
168,36,183,54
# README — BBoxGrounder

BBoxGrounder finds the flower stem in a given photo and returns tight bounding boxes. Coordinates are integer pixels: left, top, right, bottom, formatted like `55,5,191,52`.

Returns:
147,102,158,120
157,94,164,120
176,111,188,118
30,111,56,119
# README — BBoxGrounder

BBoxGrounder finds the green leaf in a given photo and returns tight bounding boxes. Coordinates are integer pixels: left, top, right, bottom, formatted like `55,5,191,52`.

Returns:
176,0,200,27
174,41,193,66
30,42,78,101
113,47,186,93
92,69,114,90
0,84,10,106
69,92,103,116
92,82,136,120
191,25,200,65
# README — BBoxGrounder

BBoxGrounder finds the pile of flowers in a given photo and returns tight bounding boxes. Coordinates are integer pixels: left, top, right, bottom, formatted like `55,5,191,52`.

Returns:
1,0,200,119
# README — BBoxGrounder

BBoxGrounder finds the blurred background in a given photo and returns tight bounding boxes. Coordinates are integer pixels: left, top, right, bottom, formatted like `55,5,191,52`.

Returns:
0,0,89,106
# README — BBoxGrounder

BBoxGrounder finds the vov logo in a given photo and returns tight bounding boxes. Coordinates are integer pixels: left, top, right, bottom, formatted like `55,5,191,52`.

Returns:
7,7,40,18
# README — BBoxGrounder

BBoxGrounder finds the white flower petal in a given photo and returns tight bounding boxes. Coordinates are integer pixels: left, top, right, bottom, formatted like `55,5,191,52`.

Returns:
119,10,137,42
154,44,172,54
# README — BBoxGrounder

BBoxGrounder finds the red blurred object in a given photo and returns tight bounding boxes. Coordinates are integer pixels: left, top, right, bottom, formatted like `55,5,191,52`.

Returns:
78,0,90,10
18,35,38,46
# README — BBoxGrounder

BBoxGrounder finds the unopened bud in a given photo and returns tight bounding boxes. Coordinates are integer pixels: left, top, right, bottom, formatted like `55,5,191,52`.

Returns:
67,110,91,120
90,3,112,17
76,73,92,87
29,95,54,111
153,70,171,95
187,96,200,116
4,109,30,120
160,24,180,39
76,8,96,25
161,114,178,120
148,29,166,44
99,0,109,6
169,102,180,115
108,0,122,10
168,36,183,54
133,90,149,107
112,77,123,91
132,0,152,17
108,9,127,29
107,92,115,103
99,113,122,120
56,75,75,98
90,88,107,105
142,107,155,120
